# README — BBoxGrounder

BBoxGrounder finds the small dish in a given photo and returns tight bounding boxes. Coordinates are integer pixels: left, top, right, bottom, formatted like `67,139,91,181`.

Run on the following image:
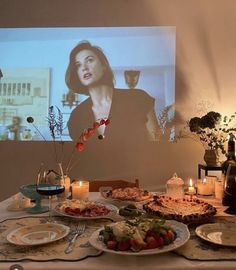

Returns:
7,223,70,246
195,223,236,246
7,202,35,212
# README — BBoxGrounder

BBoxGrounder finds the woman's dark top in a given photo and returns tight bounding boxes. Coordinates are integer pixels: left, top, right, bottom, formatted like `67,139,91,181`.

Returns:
67,88,155,145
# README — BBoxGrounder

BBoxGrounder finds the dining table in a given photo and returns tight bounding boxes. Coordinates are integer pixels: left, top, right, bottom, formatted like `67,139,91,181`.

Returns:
0,191,236,270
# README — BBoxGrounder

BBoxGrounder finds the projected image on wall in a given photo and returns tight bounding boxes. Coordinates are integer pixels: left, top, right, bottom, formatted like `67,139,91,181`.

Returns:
0,27,176,142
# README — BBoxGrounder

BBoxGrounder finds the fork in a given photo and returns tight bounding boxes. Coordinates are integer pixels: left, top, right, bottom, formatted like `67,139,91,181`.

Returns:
64,223,86,254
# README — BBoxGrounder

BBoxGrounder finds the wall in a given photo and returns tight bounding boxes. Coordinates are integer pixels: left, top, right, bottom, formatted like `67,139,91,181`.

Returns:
0,0,236,201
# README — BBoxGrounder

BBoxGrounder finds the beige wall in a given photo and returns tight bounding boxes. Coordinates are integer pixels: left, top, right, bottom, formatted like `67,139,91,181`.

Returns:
0,0,236,201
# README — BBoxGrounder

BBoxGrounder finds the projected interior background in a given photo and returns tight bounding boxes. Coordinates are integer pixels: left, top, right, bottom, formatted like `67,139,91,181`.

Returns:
0,27,175,141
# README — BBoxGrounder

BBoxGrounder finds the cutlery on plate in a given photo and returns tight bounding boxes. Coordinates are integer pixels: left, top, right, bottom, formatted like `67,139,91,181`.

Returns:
64,223,86,254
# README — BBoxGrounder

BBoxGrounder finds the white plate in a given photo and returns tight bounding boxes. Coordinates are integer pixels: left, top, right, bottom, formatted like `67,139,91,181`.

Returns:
89,220,190,255
7,223,70,246
54,201,119,220
196,223,236,247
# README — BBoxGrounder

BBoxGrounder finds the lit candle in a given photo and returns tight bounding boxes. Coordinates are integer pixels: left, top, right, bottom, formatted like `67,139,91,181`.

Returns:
197,177,215,196
72,180,89,200
63,176,71,197
188,178,196,194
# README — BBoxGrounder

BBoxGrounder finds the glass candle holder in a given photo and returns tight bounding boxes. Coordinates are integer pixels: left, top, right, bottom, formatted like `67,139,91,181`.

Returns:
166,173,185,199
215,179,224,200
197,176,215,196
72,180,89,200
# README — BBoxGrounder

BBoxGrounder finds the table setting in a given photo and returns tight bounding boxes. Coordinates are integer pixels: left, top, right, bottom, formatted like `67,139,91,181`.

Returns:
1,171,236,270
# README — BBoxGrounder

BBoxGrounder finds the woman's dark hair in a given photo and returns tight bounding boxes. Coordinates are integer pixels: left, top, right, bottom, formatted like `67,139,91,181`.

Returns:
65,41,114,95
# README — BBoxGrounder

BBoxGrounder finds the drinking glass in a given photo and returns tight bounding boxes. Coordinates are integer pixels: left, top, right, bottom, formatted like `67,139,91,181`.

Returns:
36,169,65,222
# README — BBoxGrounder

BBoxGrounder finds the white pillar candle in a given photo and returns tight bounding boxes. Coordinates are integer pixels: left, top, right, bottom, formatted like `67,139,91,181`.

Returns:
188,178,196,194
72,181,89,200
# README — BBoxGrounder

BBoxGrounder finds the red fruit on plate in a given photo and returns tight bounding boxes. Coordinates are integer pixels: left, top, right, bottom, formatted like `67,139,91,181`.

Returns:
118,239,131,251
145,236,158,249
93,122,100,129
76,142,84,152
166,230,176,242
158,236,164,246
146,230,160,241
107,240,117,250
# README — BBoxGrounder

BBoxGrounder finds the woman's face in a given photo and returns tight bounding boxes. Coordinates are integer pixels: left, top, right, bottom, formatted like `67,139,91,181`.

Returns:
75,49,104,87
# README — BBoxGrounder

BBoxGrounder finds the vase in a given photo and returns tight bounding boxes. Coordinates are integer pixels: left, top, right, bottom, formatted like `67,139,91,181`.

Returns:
203,149,219,166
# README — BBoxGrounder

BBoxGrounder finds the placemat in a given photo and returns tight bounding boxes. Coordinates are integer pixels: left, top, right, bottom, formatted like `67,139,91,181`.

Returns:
0,216,112,262
174,216,236,261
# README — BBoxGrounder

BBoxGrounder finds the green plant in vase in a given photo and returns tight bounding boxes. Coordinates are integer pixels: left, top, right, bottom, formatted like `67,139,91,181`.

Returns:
175,111,236,165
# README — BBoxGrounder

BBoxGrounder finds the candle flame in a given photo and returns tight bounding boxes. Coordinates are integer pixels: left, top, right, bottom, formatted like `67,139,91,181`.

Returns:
189,178,193,187
203,178,206,183
79,181,82,187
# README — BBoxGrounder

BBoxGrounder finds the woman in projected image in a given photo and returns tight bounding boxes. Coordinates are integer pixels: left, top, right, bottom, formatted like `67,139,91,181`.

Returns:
66,41,160,144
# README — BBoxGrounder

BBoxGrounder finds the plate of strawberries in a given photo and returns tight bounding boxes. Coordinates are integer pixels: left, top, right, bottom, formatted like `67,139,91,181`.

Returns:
89,218,190,255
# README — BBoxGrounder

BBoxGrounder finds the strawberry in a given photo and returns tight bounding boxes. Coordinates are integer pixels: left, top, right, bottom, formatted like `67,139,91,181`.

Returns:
75,142,84,152
107,240,117,250
146,230,160,242
166,230,176,242
93,121,100,129
157,236,164,246
145,236,158,249
118,239,130,251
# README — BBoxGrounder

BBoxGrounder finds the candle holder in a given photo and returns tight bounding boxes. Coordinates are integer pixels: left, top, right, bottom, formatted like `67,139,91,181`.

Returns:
197,176,215,197
71,180,89,200
186,178,196,199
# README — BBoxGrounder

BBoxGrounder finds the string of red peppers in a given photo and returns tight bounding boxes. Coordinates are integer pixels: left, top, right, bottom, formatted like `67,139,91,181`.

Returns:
75,118,110,152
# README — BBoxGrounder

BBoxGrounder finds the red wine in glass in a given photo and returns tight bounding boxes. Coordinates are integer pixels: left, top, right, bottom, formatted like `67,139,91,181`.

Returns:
36,184,65,222
36,185,65,196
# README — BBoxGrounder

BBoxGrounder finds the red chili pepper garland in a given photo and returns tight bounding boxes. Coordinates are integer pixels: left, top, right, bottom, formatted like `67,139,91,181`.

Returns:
75,118,110,152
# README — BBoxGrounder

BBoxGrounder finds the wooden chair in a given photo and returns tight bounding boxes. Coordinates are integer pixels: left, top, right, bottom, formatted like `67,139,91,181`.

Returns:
89,179,139,192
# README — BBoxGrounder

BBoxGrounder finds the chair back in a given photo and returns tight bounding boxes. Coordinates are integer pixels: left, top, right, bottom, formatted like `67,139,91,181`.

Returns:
89,179,139,192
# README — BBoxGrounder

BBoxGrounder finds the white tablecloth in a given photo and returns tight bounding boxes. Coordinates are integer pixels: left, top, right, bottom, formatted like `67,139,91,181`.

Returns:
0,193,236,270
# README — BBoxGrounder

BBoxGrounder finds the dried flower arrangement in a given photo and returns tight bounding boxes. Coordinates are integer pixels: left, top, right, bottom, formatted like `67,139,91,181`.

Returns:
175,111,236,156
27,106,110,176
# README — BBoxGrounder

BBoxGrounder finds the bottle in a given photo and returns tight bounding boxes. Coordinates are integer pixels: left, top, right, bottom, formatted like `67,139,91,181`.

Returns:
222,133,236,174
222,133,236,206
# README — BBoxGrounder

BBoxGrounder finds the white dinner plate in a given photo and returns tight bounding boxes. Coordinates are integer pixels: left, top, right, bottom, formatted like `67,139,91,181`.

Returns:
7,223,70,246
89,219,190,256
195,223,236,247
54,201,119,220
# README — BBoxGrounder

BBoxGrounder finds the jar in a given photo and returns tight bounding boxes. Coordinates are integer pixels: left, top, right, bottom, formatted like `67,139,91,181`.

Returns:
166,173,185,199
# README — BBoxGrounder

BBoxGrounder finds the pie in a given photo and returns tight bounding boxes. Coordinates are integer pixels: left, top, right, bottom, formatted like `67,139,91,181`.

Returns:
106,187,152,202
143,195,216,223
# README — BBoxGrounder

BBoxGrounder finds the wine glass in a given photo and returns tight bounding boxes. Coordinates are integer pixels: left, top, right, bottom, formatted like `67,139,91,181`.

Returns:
222,164,236,214
36,169,65,222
